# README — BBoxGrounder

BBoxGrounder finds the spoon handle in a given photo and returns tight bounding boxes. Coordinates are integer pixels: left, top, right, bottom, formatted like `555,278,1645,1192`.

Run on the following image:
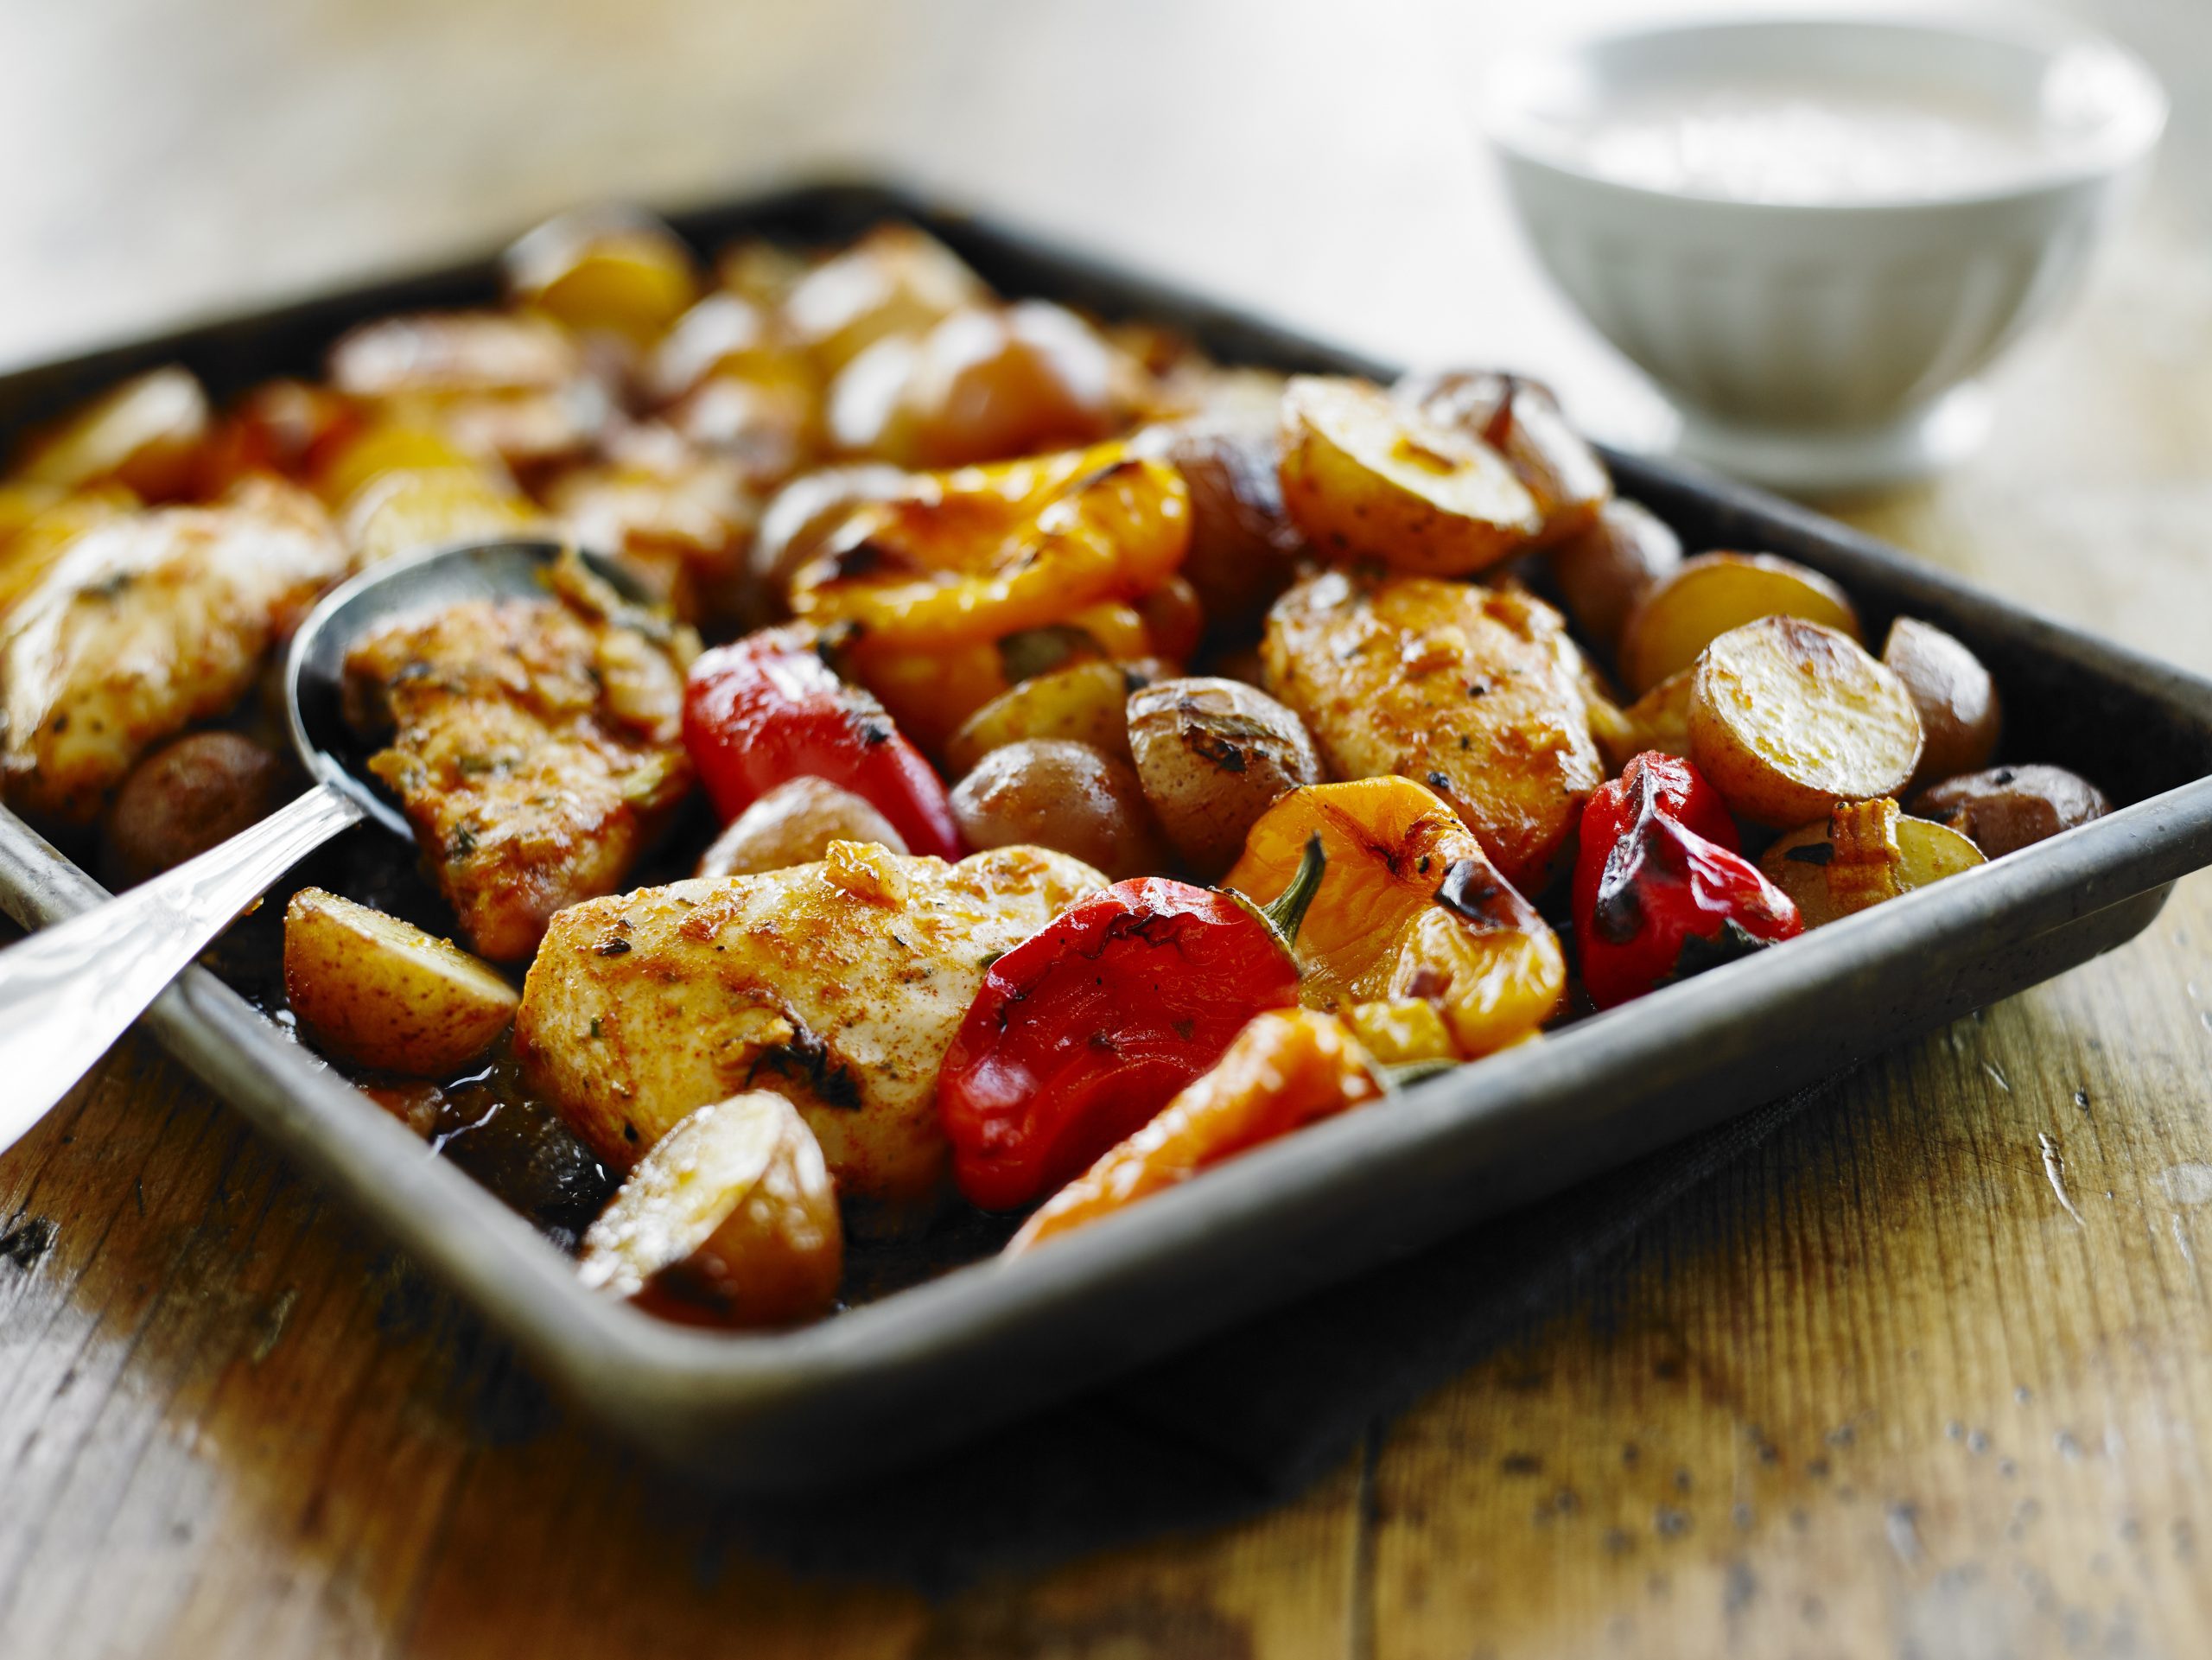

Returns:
0,783,363,1150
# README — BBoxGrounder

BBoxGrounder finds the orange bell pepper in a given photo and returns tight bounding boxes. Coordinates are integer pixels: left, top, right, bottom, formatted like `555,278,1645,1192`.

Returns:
1224,777,1566,1058
786,442,1190,651
1006,1007,1381,1253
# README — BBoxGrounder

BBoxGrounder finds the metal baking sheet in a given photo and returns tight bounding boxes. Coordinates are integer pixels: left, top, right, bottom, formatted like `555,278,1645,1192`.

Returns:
5,181,2212,1490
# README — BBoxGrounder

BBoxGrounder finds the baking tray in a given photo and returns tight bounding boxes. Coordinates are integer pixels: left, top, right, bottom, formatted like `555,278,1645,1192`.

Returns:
5,181,2212,1491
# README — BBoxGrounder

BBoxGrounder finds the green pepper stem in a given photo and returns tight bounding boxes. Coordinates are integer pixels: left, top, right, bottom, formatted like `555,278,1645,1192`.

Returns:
1257,833,1326,951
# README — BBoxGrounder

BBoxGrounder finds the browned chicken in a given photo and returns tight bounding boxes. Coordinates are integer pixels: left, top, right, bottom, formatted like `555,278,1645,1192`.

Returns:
0,479,346,823
514,840,1105,1236
1262,569,1603,891
343,558,696,961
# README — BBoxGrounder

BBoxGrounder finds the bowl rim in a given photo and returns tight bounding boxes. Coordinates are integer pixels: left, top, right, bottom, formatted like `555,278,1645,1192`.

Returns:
1478,9,2169,214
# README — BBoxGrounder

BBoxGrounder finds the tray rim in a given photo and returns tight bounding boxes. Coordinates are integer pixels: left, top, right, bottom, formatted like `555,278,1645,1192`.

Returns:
6,176,2212,1472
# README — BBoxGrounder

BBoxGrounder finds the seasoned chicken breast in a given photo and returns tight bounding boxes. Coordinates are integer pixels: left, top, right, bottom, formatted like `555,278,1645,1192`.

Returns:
343,558,696,961
0,479,346,823
1262,569,1602,892
515,840,1104,1235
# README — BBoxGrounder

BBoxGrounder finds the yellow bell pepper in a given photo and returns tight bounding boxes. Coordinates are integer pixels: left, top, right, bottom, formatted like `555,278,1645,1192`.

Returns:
1225,776,1566,1058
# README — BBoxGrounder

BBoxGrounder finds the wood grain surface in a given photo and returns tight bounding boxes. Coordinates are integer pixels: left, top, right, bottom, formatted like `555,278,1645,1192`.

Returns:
3,2,2209,1656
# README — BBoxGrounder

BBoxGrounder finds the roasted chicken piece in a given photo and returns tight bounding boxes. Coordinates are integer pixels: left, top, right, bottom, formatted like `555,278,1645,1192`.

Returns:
342,557,696,961
1262,569,1604,891
0,479,346,823
514,840,1105,1236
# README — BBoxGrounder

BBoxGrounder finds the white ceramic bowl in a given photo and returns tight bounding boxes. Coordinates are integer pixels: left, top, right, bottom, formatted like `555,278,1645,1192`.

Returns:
1483,13,2165,492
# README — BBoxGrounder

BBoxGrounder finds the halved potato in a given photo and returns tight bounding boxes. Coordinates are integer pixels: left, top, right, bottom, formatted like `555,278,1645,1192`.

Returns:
1881,617,2001,788
1395,370,1611,544
1688,616,1923,828
944,657,1167,775
283,887,519,1076
1619,551,1861,695
504,206,702,343
11,367,210,501
1276,376,1540,576
697,776,906,879
578,1091,842,1329
1759,799,1986,927
780,223,989,372
1127,677,1324,879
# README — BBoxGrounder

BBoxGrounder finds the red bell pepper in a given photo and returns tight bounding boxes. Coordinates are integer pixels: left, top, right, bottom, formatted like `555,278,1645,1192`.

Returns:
683,625,963,862
938,838,1325,1211
1573,751,1802,1009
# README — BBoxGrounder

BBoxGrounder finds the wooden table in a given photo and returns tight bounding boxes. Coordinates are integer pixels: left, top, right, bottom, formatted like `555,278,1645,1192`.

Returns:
3,1,2209,1654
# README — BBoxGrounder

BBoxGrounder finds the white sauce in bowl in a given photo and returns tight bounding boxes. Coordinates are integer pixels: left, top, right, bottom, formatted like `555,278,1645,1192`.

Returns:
1563,82,2059,204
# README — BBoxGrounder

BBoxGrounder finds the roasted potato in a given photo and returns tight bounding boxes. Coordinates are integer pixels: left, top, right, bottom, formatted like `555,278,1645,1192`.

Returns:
1911,764,2112,857
103,730,289,887
1688,616,1923,828
283,887,520,1076
697,776,908,879
1396,370,1611,544
1592,667,1694,773
1276,376,1541,576
1126,677,1324,878
944,657,1167,775
828,301,1139,467
578,1091,842,1329
1262,570,1603,891
1619,551,1861,696
1129,418,1306,630
503,206,702,343
10,366,210,501
1547,499,1683,656
949,738,1167,880
1759,798,1986,927
780,223,990,372
343,464,542,569
1882,617,2001,787
748,462,915,607
645,290,807,405
544,431,759,623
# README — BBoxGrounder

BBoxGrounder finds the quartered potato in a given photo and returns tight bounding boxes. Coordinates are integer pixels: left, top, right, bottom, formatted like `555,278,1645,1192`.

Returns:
1759,798,1986,927
944,656,1166,775
1912,763,2111,857
503,206,702,343
781,223,989,372
1126,676,1323,879
10,366,210,501
949,738,1168,881
1276,376,1541,576
1619,551,1861,695
697,776,907,879
1547,498,1683,656
1688,616,1923,828
579,1091,842,1329
283,887,520,1076
1882,617,2001,787
1396,370,1611,544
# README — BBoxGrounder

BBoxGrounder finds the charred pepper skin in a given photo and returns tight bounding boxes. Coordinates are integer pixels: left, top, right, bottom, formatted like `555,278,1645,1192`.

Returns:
682,624,963,862
1573,751,1802,1010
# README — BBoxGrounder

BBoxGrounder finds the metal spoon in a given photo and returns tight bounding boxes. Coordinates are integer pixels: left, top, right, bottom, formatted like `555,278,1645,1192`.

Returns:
0,536,625,1148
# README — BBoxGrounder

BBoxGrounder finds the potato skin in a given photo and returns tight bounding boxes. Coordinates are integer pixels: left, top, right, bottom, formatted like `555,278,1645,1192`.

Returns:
1911,764,2111,857
283,887,520,1077
1548,499,1682,656
944,658,1170,776
1620,551,1861,695
103,730,288,887
579,1091,842,1329
1131,419,1306,628
696,776,907,880
1277,377,1541,576
1688,616,1923,829
1126,677,1323,879
949,739,1168,881
1881,617,2001,788
1262,569,1603,892
1396,370,1611,545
